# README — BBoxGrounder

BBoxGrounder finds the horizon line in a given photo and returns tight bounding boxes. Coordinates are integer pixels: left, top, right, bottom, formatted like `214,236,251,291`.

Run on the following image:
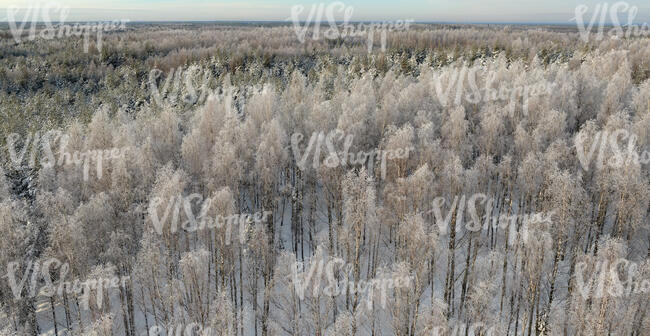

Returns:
0,20,590,26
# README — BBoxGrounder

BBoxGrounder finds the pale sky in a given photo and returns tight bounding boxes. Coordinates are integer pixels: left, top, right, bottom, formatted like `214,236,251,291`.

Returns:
0,0,648,24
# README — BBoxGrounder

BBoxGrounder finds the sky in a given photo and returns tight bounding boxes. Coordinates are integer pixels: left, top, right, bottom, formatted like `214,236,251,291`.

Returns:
0,0,648,24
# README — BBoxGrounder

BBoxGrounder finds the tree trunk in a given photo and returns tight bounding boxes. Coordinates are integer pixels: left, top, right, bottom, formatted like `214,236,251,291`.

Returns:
444,205,459,318
50,296,59,336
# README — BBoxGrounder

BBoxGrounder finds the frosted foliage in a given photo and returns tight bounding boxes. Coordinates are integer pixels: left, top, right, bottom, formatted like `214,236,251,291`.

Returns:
182,93,231,178
255,118,288,188
80,314,113,336
86,108,114,150
208,291,236,335
327,312,355,336
1,24,649,336
397,213,430,263
341,169,378,244
146,109,182,166
338,75,377,146
442,105,469,161
0,201,29,263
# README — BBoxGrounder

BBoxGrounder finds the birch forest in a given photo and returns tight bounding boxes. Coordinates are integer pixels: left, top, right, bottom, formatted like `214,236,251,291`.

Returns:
0,16,649,336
